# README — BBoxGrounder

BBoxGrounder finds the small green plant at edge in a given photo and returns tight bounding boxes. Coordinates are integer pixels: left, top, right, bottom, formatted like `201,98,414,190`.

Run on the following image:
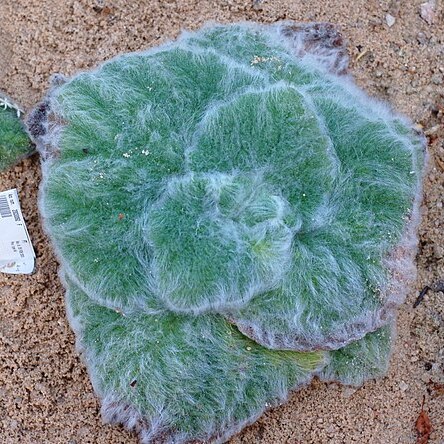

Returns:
0,93,33,170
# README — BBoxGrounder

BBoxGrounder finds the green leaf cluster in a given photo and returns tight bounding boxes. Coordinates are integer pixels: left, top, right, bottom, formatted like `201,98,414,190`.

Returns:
31,23,425,443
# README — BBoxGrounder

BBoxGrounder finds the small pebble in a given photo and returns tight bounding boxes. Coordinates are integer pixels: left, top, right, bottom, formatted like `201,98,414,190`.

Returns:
421,373,431,383
420,0,436,25
431,73,443,85
433,244,443,259
386,14,396,27
417,32,428,45
399,381,409,392
342,387,357,398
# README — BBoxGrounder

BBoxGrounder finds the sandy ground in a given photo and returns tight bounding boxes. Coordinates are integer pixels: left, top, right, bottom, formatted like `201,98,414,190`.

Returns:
0,1,443,443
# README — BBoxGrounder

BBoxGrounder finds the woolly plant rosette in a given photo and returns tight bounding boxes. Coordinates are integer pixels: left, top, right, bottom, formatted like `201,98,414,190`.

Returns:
28,22,426,443
0,93,33,170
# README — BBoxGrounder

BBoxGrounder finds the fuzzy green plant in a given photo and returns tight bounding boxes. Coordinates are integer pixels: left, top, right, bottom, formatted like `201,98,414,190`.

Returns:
28,22,425,443
0,94,33,171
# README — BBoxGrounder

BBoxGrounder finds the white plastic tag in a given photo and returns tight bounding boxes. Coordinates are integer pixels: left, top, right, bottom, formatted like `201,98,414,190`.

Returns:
0,188,35,274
